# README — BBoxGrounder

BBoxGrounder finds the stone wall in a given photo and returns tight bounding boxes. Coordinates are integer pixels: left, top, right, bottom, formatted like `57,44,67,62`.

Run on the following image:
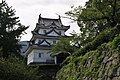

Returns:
56,42,120,80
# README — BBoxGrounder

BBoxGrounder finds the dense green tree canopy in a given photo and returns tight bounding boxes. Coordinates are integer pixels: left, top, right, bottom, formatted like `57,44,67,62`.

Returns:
51,0,120,57
0,0,28,58
0,58,39,80
79,0,120,26
66,0,120,46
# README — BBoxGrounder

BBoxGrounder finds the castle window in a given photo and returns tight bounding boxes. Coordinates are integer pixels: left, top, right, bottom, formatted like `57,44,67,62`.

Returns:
53,40,56,44
59,31,61,35
38,40,41,44
43,30,46,34
39,53,42,57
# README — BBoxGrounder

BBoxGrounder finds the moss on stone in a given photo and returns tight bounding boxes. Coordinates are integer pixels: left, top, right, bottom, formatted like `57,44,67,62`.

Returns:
56,35,120,80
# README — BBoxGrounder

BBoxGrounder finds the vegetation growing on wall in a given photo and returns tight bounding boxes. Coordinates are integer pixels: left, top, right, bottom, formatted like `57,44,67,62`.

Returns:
56,35,120,80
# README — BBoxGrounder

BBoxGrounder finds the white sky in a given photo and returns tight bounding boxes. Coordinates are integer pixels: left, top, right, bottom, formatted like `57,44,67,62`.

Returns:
6,0,88,41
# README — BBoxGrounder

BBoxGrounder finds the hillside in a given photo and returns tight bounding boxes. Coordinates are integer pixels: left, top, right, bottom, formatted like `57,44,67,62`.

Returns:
56,30,120,80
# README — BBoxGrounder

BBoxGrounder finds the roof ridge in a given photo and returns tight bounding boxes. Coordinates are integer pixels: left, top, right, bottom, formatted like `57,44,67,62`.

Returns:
41,17,59,20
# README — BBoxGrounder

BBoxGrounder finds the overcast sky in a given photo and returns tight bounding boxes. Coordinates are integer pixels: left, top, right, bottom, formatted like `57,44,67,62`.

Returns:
6,0,88,41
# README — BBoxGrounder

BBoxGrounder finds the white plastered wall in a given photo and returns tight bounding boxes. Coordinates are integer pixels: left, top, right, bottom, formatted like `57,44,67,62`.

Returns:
27,49,54,64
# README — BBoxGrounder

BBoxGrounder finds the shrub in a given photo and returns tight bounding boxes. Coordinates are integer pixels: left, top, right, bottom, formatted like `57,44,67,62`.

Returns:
0,58,39,80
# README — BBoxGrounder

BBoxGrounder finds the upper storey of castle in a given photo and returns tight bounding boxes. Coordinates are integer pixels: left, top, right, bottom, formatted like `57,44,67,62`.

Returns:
32,14,70,36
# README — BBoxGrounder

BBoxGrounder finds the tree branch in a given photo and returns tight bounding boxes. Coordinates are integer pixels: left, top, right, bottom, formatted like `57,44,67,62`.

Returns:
111,0,117,26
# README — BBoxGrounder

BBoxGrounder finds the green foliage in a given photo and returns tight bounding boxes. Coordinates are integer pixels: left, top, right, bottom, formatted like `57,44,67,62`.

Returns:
73,26,120,57
0,1,40,80
0,58,39,80
52,0,120,59
56,35,120,80
65,0,120,49
34,64,59,80
51,37,78,56
53,21,120,66
56,0,120,79
112,34,120,50
0,0,28,58
81,0,120,29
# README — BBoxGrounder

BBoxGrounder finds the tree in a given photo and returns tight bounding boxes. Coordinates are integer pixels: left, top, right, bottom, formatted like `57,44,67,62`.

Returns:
79,0,120,27
51,0,120,56
51,37,77,56
0,0,28,58
66,0,120,47
66,0,120,56
63,0,120,57
0,58,39,80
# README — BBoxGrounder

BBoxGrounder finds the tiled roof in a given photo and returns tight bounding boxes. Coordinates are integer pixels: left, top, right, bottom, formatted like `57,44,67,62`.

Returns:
39,18,62,27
